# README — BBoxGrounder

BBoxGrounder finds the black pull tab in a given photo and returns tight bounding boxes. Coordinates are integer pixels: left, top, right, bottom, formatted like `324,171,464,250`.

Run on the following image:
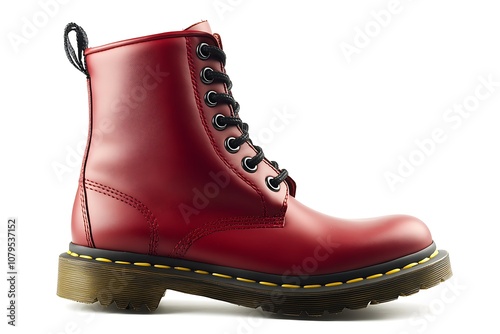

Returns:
64,22,89,77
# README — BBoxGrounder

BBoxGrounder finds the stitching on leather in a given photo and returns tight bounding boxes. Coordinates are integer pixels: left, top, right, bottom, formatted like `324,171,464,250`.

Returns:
282,183,289,216
185,37,269,216
79,180,92,247
282,171,289,215
85,180,158,255
85,179,159,255
172,216,283,257
79,78,96,248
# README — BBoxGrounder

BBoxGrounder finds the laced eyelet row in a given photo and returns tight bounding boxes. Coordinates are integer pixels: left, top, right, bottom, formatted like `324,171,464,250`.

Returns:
196,42,287,192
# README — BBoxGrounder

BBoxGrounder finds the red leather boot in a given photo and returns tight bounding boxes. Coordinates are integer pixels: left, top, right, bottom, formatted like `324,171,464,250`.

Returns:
57,21,452,316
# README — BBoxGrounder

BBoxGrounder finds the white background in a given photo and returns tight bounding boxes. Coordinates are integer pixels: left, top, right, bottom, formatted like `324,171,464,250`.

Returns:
1,0,499,333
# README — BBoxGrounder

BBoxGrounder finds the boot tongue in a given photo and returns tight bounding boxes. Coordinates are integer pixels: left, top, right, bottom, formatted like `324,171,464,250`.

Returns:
184,21,213,34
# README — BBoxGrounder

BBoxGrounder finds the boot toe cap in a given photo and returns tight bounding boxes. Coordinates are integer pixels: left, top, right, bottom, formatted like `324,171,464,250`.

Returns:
330,213,434,273
377,214,433,254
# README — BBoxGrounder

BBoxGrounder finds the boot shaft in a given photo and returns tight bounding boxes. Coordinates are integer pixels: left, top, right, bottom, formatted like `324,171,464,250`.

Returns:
70,22,289,255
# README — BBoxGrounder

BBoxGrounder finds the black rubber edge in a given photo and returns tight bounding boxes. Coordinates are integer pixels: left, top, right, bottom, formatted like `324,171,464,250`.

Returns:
68,242,436,286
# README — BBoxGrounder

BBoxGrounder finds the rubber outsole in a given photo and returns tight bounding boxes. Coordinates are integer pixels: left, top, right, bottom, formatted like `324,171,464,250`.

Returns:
57,249,452,316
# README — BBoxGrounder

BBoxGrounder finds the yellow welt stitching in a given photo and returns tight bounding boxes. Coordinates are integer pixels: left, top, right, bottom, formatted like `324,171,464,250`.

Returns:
68,251,436,289
385,268,401,275
430,250,439,259
134,262,151,267
259,281,278,287
403,262,418,269
346,278,363,284
325,282,343,287
154,264,171,269
194,270,209,274
174,266,191,272
213,273,232,279
237,277,256,283
366,274,383,280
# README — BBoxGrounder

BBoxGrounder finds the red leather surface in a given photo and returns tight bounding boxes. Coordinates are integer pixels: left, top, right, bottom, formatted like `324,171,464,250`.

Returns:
71,21,432,274
187,197,432,274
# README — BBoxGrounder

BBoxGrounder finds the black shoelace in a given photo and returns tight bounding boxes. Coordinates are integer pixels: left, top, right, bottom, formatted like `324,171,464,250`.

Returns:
196,42,288,191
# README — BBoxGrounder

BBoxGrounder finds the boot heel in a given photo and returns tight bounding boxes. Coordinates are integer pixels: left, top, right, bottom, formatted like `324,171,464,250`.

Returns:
57,252,166,310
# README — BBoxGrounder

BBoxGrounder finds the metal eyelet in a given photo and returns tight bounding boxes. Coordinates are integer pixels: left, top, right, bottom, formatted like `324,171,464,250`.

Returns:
212,113,227,131
204,90,218,107
224,137,240,154
200,67,214,84
266,176,281,192
242,157,258,173
196,43,210,60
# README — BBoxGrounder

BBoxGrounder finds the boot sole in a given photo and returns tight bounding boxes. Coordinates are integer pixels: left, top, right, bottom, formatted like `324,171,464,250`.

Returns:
57,245,452,316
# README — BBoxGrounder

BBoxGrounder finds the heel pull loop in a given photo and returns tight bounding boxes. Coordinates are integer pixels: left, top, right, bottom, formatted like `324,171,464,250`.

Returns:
64,22,89,77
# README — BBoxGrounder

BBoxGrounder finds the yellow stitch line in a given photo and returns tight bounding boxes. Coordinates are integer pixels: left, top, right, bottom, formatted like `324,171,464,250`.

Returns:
194,270,209,275
346,277,363,284
134,262,151,267
325,282,343,287
366,273,383,280
73,252,444,289
403,262,418,269
430,250,439,259
386,268,401,275
237,277,256,283
174,266,191,272
74,251,439,289
259,281,278,287
154,264,171,269
212,273,232,279
66,250,72,255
